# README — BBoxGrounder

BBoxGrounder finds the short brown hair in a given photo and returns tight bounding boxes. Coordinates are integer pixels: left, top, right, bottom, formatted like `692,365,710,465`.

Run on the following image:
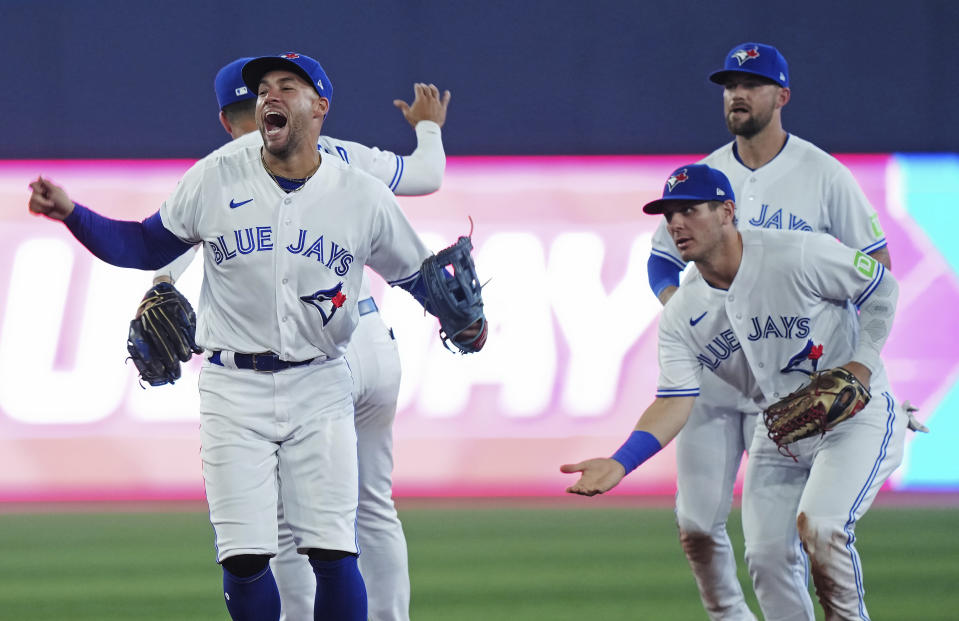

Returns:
222,99,255,126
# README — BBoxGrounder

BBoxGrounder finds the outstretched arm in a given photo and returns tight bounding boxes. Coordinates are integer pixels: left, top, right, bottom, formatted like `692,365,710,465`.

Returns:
561,396,696,496
28,176,193,270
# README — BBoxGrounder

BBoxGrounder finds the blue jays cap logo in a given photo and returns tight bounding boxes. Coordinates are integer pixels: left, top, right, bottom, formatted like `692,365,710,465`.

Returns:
666,169,689,192
300,282,346,327
731,47,760,66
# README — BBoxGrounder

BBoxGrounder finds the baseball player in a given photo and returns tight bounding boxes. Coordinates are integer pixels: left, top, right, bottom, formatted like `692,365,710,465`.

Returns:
563,163,906,620
645,43,894,620
28,52,477,621
151,56,450,621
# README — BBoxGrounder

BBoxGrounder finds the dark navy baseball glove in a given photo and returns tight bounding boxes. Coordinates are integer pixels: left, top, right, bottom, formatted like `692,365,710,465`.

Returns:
419,235,488,354
126,282,203,386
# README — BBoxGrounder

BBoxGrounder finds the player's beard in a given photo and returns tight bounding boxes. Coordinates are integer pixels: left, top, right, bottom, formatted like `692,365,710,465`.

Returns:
725,104,774,139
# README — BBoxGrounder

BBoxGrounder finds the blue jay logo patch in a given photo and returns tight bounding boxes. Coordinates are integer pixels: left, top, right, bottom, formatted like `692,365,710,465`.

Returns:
732,47,760,66
300,282,346,326
781,339,824,376
666,170,689,192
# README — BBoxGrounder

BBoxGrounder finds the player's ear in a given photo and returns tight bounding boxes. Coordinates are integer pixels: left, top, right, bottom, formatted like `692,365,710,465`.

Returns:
777,87,791,108
219,110,232,136
313,97,330,119
723,199,736,224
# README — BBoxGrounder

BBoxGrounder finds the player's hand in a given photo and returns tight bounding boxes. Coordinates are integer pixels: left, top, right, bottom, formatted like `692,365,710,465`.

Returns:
903,400,929,433
28,176,75,221
560,458,626,497
394,83,451,128
456,318,484,341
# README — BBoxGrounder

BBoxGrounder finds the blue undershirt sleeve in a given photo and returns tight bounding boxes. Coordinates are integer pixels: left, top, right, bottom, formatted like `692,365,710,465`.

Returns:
62,203,194,270
394,273,437,317
647,253,681,297
392,267,457,318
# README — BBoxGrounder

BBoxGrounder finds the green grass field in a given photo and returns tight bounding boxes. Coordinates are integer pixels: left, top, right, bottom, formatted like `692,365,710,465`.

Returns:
0,502,956,620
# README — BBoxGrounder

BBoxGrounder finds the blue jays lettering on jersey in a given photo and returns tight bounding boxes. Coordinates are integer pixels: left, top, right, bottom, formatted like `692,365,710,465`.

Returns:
745,315,810,341
747,204,813,231
158,128,432,362
286,231,354,275
696,328,742,372
207,224,354,277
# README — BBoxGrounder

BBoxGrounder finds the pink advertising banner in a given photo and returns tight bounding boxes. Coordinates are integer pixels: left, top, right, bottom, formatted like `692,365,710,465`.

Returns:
0,155,955,501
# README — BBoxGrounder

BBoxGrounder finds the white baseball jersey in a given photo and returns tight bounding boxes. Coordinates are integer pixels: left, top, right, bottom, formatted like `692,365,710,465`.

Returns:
159,137,431,361
650,135,886,270
154,123,444,284
657,229,890,408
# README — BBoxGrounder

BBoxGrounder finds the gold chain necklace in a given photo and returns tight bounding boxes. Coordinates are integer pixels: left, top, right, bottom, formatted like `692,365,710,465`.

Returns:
261,149,320,192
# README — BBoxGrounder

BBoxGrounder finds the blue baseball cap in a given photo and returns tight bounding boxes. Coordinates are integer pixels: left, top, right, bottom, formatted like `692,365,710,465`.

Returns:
642,164,735,215
214,57,256,110
708,42,789,88
241,52,333,103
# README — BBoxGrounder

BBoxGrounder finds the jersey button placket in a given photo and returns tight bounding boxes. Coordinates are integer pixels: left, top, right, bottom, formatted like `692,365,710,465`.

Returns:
728,297,743,321
275,195,298,354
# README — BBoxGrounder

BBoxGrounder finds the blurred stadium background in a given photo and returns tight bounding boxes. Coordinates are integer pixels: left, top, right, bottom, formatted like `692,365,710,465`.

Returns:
1,1,957,618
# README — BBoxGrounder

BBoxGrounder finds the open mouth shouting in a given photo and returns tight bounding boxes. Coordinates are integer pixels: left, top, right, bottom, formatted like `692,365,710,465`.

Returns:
263,109,289,138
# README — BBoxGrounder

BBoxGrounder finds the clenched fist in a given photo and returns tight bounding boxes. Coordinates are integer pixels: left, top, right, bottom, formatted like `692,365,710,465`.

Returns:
28,176,75,221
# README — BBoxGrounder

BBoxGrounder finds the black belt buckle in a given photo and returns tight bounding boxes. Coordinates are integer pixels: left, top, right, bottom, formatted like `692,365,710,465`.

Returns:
250,353,279,372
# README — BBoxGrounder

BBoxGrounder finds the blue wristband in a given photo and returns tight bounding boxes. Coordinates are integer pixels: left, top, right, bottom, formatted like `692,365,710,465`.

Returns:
610,431,662,475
